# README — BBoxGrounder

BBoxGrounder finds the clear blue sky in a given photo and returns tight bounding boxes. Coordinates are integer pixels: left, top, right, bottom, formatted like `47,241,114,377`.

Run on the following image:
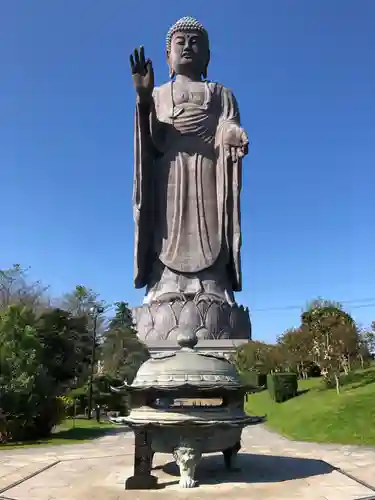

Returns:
2,0,375,342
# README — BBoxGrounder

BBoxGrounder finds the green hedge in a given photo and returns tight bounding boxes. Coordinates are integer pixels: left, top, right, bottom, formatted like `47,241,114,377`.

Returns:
240,371,267,389
267,373,298,403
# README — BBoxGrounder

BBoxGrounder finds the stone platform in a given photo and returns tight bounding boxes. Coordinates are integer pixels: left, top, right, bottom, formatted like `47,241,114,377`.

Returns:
2,426,375,500
146,338,249,359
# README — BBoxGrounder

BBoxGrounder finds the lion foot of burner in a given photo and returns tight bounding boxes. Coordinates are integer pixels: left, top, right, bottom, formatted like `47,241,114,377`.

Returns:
179,475,198,488
173,445,201,488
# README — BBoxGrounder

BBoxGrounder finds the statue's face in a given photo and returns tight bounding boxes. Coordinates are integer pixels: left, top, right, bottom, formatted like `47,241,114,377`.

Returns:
169,30,209,77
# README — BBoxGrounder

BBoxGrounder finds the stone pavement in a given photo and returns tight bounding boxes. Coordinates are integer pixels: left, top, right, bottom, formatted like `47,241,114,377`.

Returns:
0,425,375,500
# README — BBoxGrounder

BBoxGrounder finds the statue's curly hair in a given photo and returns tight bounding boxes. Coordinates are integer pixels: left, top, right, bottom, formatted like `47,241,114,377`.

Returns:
166,16,210,79
166,16,208,54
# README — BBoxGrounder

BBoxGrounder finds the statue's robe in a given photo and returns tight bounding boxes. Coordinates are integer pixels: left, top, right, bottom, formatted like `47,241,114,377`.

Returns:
133,81,243,298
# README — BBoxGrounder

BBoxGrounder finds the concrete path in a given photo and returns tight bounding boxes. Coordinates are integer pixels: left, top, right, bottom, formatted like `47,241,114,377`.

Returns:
0,425,374,500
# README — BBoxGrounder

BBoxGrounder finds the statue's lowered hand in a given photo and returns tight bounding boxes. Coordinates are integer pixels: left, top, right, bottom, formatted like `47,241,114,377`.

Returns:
223,125,249,162
130,46,154,103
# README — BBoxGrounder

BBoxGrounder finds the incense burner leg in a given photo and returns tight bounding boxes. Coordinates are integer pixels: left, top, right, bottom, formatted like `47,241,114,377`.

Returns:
222,441,241,471
173,444,201,488
125,428,158,489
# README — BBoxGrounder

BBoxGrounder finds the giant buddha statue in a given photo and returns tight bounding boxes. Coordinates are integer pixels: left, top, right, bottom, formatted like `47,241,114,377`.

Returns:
130,17,251,345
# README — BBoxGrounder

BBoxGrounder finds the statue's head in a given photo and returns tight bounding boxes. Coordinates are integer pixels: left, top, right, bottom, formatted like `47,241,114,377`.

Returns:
166,16,210,80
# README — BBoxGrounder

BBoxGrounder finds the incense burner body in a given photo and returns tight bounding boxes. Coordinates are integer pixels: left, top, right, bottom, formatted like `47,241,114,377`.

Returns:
112,332,264,489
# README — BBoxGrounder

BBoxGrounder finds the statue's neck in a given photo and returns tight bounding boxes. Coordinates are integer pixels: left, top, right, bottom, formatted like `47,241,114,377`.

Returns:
175,74,202,84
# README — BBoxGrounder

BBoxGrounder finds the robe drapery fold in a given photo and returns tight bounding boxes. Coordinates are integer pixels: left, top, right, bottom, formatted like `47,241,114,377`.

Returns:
133,81,243,292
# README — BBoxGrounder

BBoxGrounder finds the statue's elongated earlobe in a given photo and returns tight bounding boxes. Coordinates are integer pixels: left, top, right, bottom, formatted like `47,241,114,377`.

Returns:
202,49,210,80
167,51,175,79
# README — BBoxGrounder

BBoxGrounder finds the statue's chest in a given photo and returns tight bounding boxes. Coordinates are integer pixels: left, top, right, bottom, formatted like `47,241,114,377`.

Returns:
172,84,207,107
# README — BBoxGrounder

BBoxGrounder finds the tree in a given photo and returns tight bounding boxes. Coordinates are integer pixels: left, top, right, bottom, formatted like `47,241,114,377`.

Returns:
108,301,133,329
75,374,128,414
301,299,358,393
0,265,49,312
35,308,92,390
61,285,107,386
366,324,375,354
232,340,283,374
277,328,312,378
0,304,94,442
62,285,105,322
101,301,149,383
357,328,373,369
266,343,286,373
0,305,57,441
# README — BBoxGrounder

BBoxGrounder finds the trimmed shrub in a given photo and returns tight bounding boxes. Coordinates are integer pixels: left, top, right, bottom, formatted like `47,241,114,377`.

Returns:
267,373,298,403
240,371,267,389
31,397,66,438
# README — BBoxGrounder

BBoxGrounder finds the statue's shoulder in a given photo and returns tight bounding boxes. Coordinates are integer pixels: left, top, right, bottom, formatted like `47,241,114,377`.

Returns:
153,82,171,96
206,81,222,93
156,82,171,90
208,81,223,89
207,81,235,98
152,83,171,107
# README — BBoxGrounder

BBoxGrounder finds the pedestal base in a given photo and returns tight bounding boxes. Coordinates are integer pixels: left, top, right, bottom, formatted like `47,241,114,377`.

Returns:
133,295,251,344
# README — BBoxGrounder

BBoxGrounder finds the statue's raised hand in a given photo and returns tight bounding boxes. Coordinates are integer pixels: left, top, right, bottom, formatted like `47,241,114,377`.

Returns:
130,46,154,103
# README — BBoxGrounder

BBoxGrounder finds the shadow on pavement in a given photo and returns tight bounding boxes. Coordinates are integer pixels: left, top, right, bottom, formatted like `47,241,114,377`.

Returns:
156,452,334,486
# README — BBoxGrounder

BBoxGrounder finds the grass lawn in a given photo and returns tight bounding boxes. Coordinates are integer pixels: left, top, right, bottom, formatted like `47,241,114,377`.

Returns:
245,364,375,446
0,418,119,450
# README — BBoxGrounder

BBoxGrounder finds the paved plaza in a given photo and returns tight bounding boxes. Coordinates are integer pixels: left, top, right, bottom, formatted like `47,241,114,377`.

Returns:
1,425,375,500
